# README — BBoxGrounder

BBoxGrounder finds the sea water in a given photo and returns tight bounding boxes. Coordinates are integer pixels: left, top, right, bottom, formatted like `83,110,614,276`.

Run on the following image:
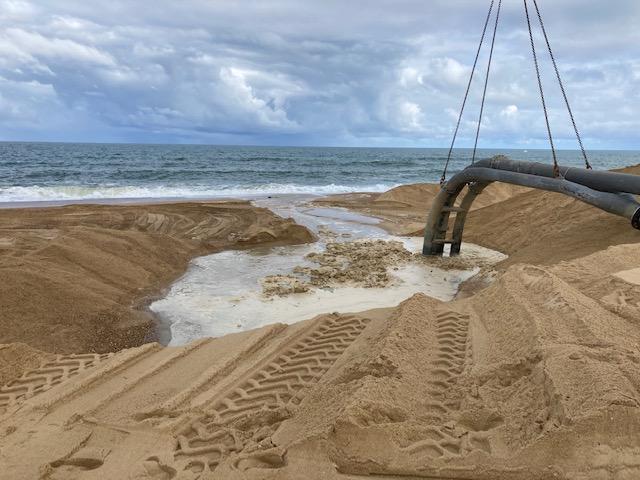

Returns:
2,142,639,203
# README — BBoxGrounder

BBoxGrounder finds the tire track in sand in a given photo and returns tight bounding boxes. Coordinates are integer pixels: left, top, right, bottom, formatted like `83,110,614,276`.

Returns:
145,315,370,477
402,309,490,459
0,353,114,414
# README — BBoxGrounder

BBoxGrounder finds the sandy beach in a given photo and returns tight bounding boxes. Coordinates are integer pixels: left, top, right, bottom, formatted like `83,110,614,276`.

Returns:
3,0,639,475
1,178,640,479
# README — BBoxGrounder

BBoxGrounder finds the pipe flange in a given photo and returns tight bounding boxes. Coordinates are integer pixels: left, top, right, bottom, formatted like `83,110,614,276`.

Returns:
632,208,640,230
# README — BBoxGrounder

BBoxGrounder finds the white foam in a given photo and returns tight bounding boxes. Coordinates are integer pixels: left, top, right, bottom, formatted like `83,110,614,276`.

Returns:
0,183,398,202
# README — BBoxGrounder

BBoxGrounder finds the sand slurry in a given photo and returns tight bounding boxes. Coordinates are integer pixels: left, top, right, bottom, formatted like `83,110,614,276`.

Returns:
261,239,496,298
2,242,640,479
261,239,412,296
0,201,313,354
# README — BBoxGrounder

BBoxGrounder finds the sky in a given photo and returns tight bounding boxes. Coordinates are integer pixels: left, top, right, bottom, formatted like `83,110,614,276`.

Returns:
1,0,639,149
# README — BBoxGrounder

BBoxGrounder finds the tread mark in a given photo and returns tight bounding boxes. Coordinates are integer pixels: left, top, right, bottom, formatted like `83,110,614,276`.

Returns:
0,353,113,413
172,315,370,471
403,309,490,460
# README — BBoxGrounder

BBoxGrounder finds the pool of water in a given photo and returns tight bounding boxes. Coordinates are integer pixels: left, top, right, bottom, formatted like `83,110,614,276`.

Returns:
150,195,505,345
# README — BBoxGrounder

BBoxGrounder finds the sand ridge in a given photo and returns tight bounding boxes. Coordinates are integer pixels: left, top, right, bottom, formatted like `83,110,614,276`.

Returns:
0,343,53,387
464,165,640,267
315,164,640,269
0,201,314,354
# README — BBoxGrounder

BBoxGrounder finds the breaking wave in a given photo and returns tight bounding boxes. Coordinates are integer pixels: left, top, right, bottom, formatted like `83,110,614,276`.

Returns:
0,183,398,203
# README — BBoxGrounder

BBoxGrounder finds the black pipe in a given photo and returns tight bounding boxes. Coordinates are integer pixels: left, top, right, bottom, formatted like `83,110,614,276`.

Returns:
424,158,640,257
474,156,640,195
445,167,640,227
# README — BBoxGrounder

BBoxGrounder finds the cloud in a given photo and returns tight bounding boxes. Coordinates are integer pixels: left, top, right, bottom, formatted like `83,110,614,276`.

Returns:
0,0,37,21
4,28,115,66
501,105,518,118
217,66,301,130
0,0,639,147
0,76,58,124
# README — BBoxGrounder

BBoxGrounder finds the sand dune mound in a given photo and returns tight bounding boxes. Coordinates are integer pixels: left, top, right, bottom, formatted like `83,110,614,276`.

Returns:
373,183,441,207
465,164,640,266
314,181,527,235
376,182,526,210
3,165,640,478
549,243,640,322
3,248,640,479
287,265,640,479
0,202,313,354
315,162,640,266
0,312,385,479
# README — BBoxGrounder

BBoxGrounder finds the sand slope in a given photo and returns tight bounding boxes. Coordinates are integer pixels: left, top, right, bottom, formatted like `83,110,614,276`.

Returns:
0,201,313,354
0,343,52,387
465,164,640,266
314,182,527,235
3,163,640,478
2,246,640,479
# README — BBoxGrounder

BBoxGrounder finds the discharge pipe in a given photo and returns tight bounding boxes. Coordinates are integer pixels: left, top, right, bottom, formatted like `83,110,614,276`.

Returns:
423,159,640,256
446,167,640,226
474,156,640,196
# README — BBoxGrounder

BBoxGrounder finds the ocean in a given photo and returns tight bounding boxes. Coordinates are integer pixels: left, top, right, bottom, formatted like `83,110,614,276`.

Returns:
1,142,639,203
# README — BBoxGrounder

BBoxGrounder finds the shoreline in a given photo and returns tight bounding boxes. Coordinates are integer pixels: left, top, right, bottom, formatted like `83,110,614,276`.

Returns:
0,192,319,209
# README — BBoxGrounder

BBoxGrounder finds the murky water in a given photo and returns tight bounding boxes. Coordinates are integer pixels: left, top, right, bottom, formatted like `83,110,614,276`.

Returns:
150,195,505,345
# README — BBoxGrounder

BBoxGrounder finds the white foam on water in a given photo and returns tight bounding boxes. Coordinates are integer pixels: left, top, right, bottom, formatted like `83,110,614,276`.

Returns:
154,259,477,345
0,183,397,203
150,198,506,346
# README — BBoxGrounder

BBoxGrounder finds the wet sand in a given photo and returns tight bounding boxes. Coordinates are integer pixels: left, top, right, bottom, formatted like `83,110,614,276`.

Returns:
312,182,529,236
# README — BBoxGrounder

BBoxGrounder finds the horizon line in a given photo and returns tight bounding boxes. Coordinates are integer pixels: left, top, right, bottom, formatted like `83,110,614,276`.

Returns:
0,140,638,152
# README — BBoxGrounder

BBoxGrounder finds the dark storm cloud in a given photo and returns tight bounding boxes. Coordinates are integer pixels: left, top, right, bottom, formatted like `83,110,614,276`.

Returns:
0,0,639,148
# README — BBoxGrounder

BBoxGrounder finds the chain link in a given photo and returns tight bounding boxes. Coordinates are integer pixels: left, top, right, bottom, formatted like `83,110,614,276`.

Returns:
531,0,591,170
524,0,559,176
440,0,495,184
472,0,502,165
442,0,592,182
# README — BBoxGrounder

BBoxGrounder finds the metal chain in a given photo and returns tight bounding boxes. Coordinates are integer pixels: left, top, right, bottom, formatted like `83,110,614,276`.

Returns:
532,0,591,170
524,0,559,176
440,0,495,184
472,0,502,164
